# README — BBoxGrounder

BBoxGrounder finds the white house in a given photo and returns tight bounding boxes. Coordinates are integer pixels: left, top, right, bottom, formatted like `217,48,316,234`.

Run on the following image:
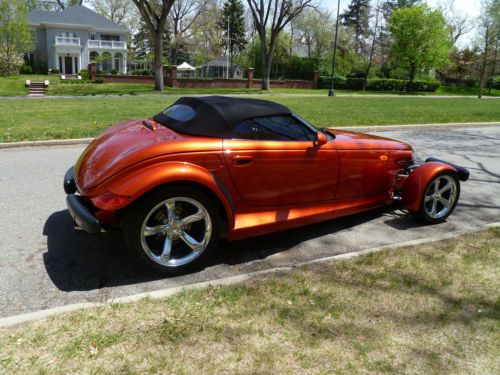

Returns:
27,6,128,75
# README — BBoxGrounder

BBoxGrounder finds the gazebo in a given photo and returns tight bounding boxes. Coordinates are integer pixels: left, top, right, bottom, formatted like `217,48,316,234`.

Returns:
177,62,196,77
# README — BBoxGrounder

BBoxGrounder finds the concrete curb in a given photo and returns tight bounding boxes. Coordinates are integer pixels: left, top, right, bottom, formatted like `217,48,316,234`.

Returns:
1,221,498,328
1,122,499,149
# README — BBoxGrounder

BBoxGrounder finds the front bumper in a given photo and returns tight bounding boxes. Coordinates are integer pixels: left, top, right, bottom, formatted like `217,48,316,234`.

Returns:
64,166,102,234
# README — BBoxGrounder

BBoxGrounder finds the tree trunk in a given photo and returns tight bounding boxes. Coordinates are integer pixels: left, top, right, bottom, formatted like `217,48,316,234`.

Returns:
478,25,490,99
154,31,164,91
487,36,498,96
260,40,273,90
407,65,415,93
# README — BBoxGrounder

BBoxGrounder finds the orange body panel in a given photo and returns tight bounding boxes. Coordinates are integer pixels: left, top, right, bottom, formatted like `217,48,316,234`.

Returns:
72,118,434,241
402,162,458,212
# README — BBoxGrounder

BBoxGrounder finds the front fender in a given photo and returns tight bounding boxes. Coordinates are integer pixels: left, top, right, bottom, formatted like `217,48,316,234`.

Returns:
92,161,234,226
402,162,458,212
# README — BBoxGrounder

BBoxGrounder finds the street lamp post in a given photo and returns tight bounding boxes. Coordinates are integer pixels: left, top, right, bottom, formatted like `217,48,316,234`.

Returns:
328,0,341,97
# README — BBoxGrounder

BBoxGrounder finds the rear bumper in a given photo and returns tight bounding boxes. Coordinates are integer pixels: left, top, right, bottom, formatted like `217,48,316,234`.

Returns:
66,195,102,233
64,166,102,234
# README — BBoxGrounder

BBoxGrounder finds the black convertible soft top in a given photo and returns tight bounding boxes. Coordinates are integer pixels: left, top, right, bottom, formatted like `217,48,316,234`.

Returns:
153,96,291,138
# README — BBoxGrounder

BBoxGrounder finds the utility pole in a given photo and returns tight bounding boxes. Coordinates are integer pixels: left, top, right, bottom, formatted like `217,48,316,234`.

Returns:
328,0,341,97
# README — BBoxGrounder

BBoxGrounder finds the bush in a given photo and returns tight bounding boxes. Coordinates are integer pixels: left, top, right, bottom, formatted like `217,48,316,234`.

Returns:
94,78,105,84
111,69,118,75
141,69,151,76
492,76,500,90
79,69,89,80
20,65,32,74
317,76,439,92
96,69,103,75
50,68,60,74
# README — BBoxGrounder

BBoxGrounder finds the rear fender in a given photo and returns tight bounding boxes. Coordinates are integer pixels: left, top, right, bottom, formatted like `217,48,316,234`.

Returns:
402,162,458,212
91,161,234,227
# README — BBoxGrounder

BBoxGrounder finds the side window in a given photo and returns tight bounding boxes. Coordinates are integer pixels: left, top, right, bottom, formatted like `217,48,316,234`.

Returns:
233,115,316,141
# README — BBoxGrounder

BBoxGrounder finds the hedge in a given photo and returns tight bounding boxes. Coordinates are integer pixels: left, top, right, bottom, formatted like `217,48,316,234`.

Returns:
318,76,440,92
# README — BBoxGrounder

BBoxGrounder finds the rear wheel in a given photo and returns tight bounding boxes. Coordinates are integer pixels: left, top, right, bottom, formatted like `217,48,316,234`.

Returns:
413,171,460,224
122,187,220,275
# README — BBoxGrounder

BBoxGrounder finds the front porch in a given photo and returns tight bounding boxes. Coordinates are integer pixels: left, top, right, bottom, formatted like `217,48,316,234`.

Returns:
89,50,127,74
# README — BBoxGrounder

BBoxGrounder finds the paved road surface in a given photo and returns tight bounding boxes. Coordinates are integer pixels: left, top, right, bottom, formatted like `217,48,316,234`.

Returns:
1,126,499,318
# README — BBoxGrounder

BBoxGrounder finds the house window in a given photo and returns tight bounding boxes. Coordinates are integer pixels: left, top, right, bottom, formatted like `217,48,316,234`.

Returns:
89,33,95,40
101,35,119,41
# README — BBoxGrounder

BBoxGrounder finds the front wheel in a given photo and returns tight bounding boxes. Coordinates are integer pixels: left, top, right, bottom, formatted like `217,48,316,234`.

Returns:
412,171,460,224
122,187,220,275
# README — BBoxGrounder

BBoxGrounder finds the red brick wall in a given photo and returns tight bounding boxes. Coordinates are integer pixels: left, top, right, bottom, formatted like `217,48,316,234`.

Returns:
98,75,317,89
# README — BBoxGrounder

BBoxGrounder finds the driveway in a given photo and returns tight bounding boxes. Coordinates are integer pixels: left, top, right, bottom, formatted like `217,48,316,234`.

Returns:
0,125,499,318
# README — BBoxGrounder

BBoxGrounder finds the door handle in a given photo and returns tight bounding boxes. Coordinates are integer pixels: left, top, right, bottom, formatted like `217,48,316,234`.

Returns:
232,155,254,165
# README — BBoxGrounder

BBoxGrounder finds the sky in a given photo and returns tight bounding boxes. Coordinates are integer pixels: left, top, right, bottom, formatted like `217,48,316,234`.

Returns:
322,0,483,46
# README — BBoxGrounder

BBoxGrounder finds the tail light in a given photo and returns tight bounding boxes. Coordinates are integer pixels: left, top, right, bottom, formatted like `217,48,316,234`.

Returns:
92,191,131,209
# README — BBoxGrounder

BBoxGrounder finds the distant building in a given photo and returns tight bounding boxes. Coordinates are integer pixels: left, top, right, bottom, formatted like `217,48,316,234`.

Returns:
26,6,128,74
199,57,243,79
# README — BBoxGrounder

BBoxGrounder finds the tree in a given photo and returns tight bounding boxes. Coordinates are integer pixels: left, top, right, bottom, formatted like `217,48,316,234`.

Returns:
218,0,247,76
294,8,333,61
168,0,206,65
477,0,500,98
36,0,84,10
361,1,381,89
131,0,176,91
341,0,370,52
90,0,133,25
438,0,472,45
246,0,315,90
0,0,31,76
389,5,451,92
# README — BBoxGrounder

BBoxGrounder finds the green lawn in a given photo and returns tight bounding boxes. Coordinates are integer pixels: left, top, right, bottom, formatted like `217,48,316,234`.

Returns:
45,82,500,97
0,96,499,142
1,229,498,374
0,74,60,96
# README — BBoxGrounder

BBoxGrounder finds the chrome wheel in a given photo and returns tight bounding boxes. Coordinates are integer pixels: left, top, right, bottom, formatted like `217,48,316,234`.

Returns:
140,197,212,268
423,175,457,220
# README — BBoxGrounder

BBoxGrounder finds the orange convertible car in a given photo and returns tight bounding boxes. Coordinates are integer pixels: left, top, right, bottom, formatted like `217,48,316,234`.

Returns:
64,96,469,274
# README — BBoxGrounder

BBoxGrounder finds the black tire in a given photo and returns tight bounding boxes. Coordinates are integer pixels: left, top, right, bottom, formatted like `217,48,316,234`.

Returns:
412,171,460,224
122,186,221,276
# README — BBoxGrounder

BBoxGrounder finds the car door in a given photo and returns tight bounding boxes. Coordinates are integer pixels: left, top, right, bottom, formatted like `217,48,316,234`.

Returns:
223,115,339,207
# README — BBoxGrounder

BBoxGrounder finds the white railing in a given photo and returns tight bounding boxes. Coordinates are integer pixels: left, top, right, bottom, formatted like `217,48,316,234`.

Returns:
88,40,126,49
55,36,80,46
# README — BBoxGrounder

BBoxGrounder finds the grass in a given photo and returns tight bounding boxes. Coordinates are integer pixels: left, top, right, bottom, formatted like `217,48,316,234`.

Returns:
2,75,499,97
0,96,499,142
0,74,60,96
1,228,499,374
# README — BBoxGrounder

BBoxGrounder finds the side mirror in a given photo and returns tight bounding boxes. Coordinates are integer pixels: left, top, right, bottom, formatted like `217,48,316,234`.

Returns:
314,131,328,147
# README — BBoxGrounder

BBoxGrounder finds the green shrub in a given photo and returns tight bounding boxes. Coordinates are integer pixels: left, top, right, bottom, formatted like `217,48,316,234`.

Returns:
317,76,439,92
50,68,60,74
96,69,103,75
94,78,105,84
79,69,89,80
111,69,118,75
492,76,500,90
141,69,151,76
20,65,33,74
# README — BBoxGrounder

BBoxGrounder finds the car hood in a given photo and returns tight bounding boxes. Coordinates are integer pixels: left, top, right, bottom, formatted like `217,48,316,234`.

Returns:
75,118,221,191
326,128,412,150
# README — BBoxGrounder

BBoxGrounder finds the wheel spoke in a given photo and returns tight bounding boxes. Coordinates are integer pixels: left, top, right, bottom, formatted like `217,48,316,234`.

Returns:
178,210,205,227
439,196,451,208
431,199,437,216
160,236,172,261
180,231,202,252
166,201,176,223
425,195,433,203
439,182,453,194
143,224,169,237
433,181,439,195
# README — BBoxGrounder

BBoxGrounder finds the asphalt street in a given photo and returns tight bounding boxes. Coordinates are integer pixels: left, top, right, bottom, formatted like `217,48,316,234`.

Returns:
0,125,499,318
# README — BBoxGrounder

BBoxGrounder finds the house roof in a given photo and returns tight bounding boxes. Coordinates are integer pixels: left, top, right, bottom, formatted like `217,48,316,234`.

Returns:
28,6,128,32
153,96,291,139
